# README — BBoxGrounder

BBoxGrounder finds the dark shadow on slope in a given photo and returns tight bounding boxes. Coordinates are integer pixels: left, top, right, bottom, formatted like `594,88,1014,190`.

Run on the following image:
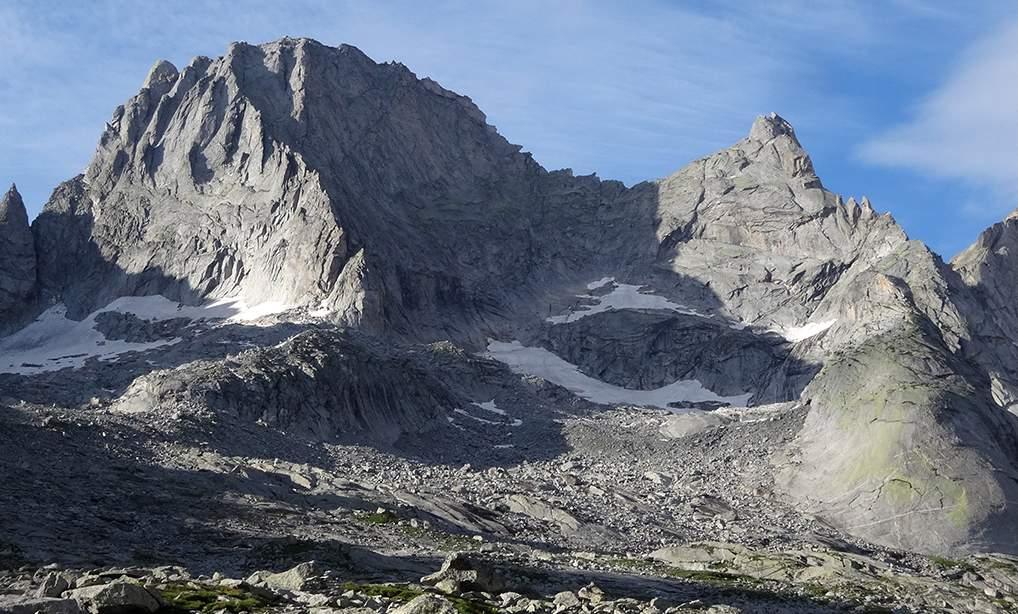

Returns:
0,405,848,612
473,172,823,408
541,309,816,405
0,404,435,576
10,168,824,474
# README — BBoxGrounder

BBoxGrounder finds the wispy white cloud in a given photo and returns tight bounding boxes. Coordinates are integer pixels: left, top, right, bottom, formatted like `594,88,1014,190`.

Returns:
1,0,820,211
0,0,1013,249
859,19,1018,210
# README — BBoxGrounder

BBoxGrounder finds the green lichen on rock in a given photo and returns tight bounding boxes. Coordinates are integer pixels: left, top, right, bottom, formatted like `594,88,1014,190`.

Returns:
159,582,273,613
782,314,1018,553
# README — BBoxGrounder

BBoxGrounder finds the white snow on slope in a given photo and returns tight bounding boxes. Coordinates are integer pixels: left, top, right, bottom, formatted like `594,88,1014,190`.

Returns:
453,408,502,425
548,281,703,324
783,319,837,342
473,400,506,415
467,400,523,426
586,277,616,291
0,305,179,375
91,295,291,323
0,295,293,375
486,340,752,410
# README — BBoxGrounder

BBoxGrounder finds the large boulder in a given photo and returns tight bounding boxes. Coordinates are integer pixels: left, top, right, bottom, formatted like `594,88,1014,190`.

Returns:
64,581,161,614
421,553,510,594
391,594,458,614
247,561,323,592
0,597,82,614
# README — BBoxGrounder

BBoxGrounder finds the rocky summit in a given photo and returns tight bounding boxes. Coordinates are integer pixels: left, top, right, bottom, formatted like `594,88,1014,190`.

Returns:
3,37,1018,613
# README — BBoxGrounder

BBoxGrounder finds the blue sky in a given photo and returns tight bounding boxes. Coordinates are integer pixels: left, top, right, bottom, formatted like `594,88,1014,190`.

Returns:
2,1,1017,258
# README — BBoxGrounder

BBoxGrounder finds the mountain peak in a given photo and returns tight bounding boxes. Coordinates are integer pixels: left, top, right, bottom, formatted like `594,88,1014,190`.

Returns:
748,112,798,144
142,59,179,90
0,183,28,227
0,181,36,315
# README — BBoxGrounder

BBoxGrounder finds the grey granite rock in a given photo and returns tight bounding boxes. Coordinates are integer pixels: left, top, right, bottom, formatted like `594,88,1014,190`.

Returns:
115,329,456,444
0,185,36,320
7,37,1018,561
64,581,161,614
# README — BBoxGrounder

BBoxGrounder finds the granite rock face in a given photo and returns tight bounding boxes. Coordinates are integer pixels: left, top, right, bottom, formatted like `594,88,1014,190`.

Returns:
30,39,554,334
5,38,1018,559
0,185,36,320
115,329,456,444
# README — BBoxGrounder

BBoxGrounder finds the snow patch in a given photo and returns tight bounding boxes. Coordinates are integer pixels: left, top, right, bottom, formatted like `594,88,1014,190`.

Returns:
453,408,503,425
548,282,704,324
783,319,837,342
0,305,180,375
473,400,506,416
486,339,752,410
459,402,522,427
586,276,616,291
0,295,292,375
101,295,290,323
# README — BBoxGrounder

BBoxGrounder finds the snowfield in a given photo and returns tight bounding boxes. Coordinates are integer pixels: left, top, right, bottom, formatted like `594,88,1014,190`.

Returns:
485,339,752,410
547,280,704,324
0,295,292,375
0,304,179,375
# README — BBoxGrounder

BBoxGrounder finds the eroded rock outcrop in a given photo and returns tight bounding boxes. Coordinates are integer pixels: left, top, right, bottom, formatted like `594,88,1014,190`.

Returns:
0,185,36,320
116,329,456,443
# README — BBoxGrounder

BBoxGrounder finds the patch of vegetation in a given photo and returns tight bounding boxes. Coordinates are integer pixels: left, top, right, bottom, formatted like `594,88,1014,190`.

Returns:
449,598,498,614
357,510,399,524
800,583,831,598
947,487,971,528
159,582,274,613
662,566,765,587
929,555,967,570
980,557,1018,573
396,523,480,552
991,597,1018,613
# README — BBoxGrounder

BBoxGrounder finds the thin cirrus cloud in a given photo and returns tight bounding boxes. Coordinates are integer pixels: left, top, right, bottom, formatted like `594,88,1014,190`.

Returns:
1,0,1015,259
858,19,1018,208
0,0,810,215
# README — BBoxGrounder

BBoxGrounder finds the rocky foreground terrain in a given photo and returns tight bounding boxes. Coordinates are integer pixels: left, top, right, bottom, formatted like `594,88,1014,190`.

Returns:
4,37,1018,612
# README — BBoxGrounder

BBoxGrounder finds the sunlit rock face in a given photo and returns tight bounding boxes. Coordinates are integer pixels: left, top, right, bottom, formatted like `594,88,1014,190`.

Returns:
5,38,1018,556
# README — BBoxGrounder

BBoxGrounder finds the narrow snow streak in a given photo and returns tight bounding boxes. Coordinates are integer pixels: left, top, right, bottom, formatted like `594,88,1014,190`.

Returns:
473,400,506,415
486,339,752,410
453,408,502,425
783,319,837,342
548,282,704,324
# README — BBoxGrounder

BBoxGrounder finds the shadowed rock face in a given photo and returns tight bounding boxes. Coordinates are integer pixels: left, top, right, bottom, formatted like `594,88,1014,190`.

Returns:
116,329,457,444
0,185,36,320
7,38,1018,557
952,212,1018,415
